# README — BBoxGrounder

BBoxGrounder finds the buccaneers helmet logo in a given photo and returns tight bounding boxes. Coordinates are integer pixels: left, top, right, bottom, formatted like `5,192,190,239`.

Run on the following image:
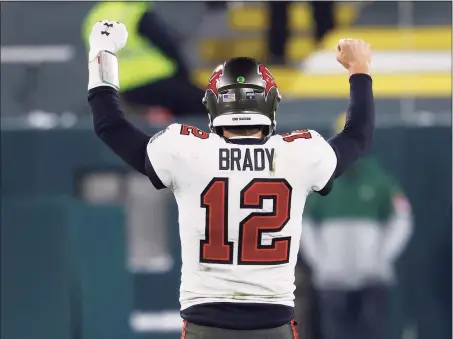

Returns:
206,69,223,99
258,64,277,98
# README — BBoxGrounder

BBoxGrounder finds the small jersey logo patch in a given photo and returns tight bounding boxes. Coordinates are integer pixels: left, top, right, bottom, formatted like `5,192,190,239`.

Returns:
149,128,168,144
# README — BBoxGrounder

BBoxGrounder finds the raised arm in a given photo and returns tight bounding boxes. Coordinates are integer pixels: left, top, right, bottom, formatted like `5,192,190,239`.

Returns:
313,39,374,196
87,21,151,175
328,39,375,178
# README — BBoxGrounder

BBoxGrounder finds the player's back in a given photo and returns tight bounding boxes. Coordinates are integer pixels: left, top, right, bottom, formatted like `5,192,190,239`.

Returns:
146,123,337,310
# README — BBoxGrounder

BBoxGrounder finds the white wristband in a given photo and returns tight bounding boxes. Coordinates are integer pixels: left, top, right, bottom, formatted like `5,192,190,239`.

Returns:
88,51,120,91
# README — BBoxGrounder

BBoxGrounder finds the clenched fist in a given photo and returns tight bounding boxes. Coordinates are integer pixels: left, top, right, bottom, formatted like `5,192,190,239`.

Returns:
336,38,371,76
89,20,128,61
87,20,128,90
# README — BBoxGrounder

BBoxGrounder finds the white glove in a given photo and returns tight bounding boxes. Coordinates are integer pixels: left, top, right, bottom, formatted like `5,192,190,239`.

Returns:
88,20,128,91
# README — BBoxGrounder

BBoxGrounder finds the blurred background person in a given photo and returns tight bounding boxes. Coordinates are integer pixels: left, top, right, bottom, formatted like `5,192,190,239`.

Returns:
267,1,334,65
299,113,414,339
205,1,228,11
82,1,205,125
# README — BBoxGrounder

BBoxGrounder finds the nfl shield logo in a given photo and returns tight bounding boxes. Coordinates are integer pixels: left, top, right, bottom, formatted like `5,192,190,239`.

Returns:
246,92,255,100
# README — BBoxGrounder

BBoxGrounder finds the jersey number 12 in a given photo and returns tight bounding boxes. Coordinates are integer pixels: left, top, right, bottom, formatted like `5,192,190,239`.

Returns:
200,178,292,265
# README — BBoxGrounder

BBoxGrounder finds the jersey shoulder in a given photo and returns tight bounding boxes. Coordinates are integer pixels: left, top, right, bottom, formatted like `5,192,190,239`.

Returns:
147,123,215,149
274,129,335,166
274,129,337,191
145,123,215,190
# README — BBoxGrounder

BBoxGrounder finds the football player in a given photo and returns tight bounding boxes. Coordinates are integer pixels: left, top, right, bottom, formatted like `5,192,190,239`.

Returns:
87,21,374,339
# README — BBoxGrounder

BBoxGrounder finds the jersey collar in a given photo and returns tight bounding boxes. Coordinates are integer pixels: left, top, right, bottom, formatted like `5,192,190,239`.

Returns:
223,137,269,145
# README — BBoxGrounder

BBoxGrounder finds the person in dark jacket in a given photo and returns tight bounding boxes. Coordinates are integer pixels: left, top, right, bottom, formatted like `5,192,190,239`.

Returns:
268,2,334,65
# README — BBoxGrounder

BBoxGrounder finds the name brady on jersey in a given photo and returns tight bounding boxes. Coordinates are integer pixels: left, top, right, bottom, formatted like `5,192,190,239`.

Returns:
219,148,274,171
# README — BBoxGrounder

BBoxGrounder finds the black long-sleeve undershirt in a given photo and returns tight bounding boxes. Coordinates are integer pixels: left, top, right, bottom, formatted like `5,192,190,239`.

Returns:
328,73,374,178
315,73,374,195
88,74,374,186
88,87,150,175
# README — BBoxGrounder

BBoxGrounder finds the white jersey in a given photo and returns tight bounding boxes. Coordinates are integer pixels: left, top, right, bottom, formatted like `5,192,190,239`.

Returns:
146,123,337,310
